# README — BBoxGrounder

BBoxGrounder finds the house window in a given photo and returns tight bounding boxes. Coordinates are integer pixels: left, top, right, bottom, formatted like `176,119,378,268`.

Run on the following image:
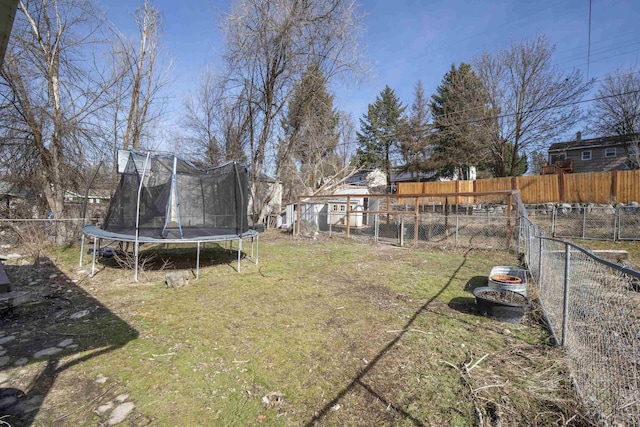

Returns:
605,147,616,158
582,150,592,161
339,205,345,212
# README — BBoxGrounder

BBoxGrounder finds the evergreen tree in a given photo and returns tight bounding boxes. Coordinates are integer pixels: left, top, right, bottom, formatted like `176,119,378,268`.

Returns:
430,63,490,179
399,80,432,180
355,85,408,189
281,63,339,191
490,141,528,177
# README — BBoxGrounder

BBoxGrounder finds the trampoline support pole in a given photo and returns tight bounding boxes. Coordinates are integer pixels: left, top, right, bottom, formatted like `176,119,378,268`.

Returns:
134,242,140,282
196,242,200,280
79,234,85,266
256,234,259,265
238,238,242,272
91,237,98,277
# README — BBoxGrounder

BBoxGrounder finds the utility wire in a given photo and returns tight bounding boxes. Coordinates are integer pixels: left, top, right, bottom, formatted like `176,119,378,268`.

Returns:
283,87,640,157
587,0,592,78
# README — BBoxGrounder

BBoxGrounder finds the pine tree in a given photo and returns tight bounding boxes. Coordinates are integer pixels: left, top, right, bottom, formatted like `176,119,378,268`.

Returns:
355,85,408,190
281,63,339,191
399,80,432,179
430,63,490,179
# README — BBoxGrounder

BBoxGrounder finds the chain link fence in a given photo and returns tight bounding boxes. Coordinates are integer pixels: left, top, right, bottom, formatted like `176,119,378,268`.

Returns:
524,204,640,241
295,193,519,250
296,192,640,424
520,216,640,424
0,218,88,250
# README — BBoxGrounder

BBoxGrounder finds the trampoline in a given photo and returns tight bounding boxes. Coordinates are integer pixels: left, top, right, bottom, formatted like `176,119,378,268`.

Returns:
80,151,258,281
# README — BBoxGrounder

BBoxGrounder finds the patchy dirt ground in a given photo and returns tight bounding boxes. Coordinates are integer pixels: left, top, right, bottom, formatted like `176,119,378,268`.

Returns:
0,257,150,426
0,233,599,426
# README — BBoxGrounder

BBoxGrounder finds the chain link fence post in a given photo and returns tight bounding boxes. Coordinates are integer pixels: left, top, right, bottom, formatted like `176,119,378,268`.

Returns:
562,244,570,346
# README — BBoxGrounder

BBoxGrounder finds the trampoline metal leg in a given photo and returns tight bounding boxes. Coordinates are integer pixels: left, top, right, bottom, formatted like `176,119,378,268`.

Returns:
134,242,139,282
255,234,259,265
196,242,200,280
79,234,85,266
237,238,242,272
91,237,98,277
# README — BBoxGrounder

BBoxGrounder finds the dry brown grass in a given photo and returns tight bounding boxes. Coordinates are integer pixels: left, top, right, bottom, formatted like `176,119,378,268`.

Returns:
0,231,595,426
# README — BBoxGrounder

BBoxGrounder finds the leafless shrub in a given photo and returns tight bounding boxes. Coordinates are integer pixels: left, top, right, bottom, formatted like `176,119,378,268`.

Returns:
13,222,51,265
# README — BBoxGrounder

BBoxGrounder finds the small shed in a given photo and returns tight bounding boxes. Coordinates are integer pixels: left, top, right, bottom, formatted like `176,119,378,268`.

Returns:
328,187,369,228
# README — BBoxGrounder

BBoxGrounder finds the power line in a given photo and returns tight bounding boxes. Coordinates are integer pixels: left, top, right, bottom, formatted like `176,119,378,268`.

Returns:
283,87,640,157
587,0,592,78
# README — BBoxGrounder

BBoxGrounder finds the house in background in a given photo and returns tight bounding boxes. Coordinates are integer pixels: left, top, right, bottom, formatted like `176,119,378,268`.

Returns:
64,189,111,205
545,132,638,174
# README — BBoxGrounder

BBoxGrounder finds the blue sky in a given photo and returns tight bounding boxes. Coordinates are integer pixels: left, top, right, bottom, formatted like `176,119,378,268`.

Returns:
103,0,640,141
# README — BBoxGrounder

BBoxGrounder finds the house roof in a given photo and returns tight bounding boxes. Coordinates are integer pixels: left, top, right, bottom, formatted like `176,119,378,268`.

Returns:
391,170,437,183
333,186,370,196
549,133,638,152
0,181,28,198
65,189,111,200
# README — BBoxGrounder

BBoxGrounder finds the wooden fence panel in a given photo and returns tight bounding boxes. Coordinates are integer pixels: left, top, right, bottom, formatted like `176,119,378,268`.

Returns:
564,172,611,203
617,170,640,203
398,182,423,195
474,177,511,203
516,174,559,204
396,170,639,204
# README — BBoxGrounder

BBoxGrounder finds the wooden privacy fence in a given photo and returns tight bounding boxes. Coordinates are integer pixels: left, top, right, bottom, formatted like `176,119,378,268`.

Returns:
398,170,640,204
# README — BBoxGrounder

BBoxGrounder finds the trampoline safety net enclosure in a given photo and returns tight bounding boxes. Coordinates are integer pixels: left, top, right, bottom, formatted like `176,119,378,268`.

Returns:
81,151,258,279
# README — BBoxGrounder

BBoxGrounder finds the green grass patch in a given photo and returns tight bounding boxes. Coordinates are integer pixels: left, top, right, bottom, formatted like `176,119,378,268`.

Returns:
5,232,590,426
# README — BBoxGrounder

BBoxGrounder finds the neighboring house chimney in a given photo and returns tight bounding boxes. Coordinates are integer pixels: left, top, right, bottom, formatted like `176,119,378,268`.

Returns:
576,131,581,142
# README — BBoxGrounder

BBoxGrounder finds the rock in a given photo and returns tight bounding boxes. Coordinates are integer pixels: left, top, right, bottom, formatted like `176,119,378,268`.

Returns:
0,356,10,367
33,347,63,358
0,372,9,384
14,358,28,366
70,309,90,319
0,349,6,357
49,274,58,279
0,336,15,345
115,393,130,403
58,338,74,348
165,271,190,288
96,401,114,414
107,402,135,425
4,253,22,259
96,374,108,384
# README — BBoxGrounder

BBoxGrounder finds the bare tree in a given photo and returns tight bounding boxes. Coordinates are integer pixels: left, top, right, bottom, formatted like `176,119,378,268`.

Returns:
182,69,222,165
120,0,170,152
475,35,593,176
590,66,640,169
220,0,366,222
336,111,356,169
0,0,114,241
181,68,249,166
